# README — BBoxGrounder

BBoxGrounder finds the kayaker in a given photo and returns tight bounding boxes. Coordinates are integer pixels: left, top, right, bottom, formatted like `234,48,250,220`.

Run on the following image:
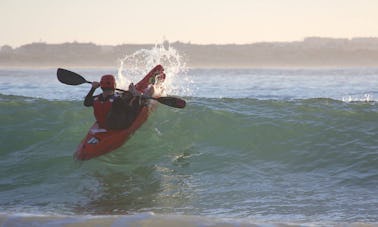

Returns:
84,74,118,129
84,74,144,130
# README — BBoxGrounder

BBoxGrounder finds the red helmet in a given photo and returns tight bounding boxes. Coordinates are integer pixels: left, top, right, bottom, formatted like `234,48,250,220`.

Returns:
100,74,116,90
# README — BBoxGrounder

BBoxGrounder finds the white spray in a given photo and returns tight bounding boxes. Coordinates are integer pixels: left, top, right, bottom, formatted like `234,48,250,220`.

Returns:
116,41,192,97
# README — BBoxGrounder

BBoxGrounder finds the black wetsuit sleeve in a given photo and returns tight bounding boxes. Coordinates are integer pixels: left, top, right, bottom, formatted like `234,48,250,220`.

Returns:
84,88,96,106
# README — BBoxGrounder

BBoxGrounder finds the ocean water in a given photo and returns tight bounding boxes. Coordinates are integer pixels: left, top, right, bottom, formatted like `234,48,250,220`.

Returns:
1,65,378,226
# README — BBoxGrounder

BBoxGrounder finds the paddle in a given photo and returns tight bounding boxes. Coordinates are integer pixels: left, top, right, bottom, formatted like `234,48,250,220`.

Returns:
57,68,186,108
57,68,91,85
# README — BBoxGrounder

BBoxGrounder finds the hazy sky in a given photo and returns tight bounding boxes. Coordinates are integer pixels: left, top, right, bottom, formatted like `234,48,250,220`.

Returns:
1,0,377,47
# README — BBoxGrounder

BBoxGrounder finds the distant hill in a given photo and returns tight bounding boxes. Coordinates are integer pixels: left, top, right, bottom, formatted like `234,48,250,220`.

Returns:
1,37,378,68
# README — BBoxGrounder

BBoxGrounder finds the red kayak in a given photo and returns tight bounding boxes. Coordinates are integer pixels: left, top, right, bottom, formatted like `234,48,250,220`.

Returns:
74,65,165,160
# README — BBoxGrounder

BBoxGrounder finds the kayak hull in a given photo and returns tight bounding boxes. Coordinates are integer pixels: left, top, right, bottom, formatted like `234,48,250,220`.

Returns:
74,106,151,160
74,65,165,160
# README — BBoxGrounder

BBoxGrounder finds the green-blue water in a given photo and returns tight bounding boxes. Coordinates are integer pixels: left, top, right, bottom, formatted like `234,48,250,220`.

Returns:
1,66,378,226
1,94,378,226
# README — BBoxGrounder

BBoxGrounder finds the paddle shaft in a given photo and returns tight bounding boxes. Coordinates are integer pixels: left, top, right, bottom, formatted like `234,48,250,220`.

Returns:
57,68,186,108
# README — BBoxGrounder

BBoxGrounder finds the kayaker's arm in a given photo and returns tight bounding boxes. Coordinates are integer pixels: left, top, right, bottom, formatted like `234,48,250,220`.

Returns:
84,87,97,106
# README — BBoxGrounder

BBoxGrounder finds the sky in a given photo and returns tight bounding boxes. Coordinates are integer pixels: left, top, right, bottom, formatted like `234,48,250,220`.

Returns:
1,0,378,47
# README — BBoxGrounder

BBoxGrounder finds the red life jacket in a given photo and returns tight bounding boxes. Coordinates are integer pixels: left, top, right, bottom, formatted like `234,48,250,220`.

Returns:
93,95,115,129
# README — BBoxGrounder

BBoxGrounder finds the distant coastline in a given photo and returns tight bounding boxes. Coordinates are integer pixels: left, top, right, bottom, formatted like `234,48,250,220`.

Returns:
1,37,378,68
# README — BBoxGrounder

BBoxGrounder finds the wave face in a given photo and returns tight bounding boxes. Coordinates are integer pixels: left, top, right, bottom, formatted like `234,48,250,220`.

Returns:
1,94,378,224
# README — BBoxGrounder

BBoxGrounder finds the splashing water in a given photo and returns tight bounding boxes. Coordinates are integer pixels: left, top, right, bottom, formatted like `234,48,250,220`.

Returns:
342,93,375,103
116,41,192,97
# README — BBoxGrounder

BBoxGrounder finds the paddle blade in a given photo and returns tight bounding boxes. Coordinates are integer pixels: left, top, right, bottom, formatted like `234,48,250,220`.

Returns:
156,97,186,108
57,68,89,85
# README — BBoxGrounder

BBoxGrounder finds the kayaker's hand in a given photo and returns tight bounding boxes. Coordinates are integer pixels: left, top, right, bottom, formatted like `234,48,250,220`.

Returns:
129,83,140,96
92,81,100,89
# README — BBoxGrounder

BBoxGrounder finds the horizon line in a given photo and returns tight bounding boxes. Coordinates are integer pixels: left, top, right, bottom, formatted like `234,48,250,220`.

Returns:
3,36,378,48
